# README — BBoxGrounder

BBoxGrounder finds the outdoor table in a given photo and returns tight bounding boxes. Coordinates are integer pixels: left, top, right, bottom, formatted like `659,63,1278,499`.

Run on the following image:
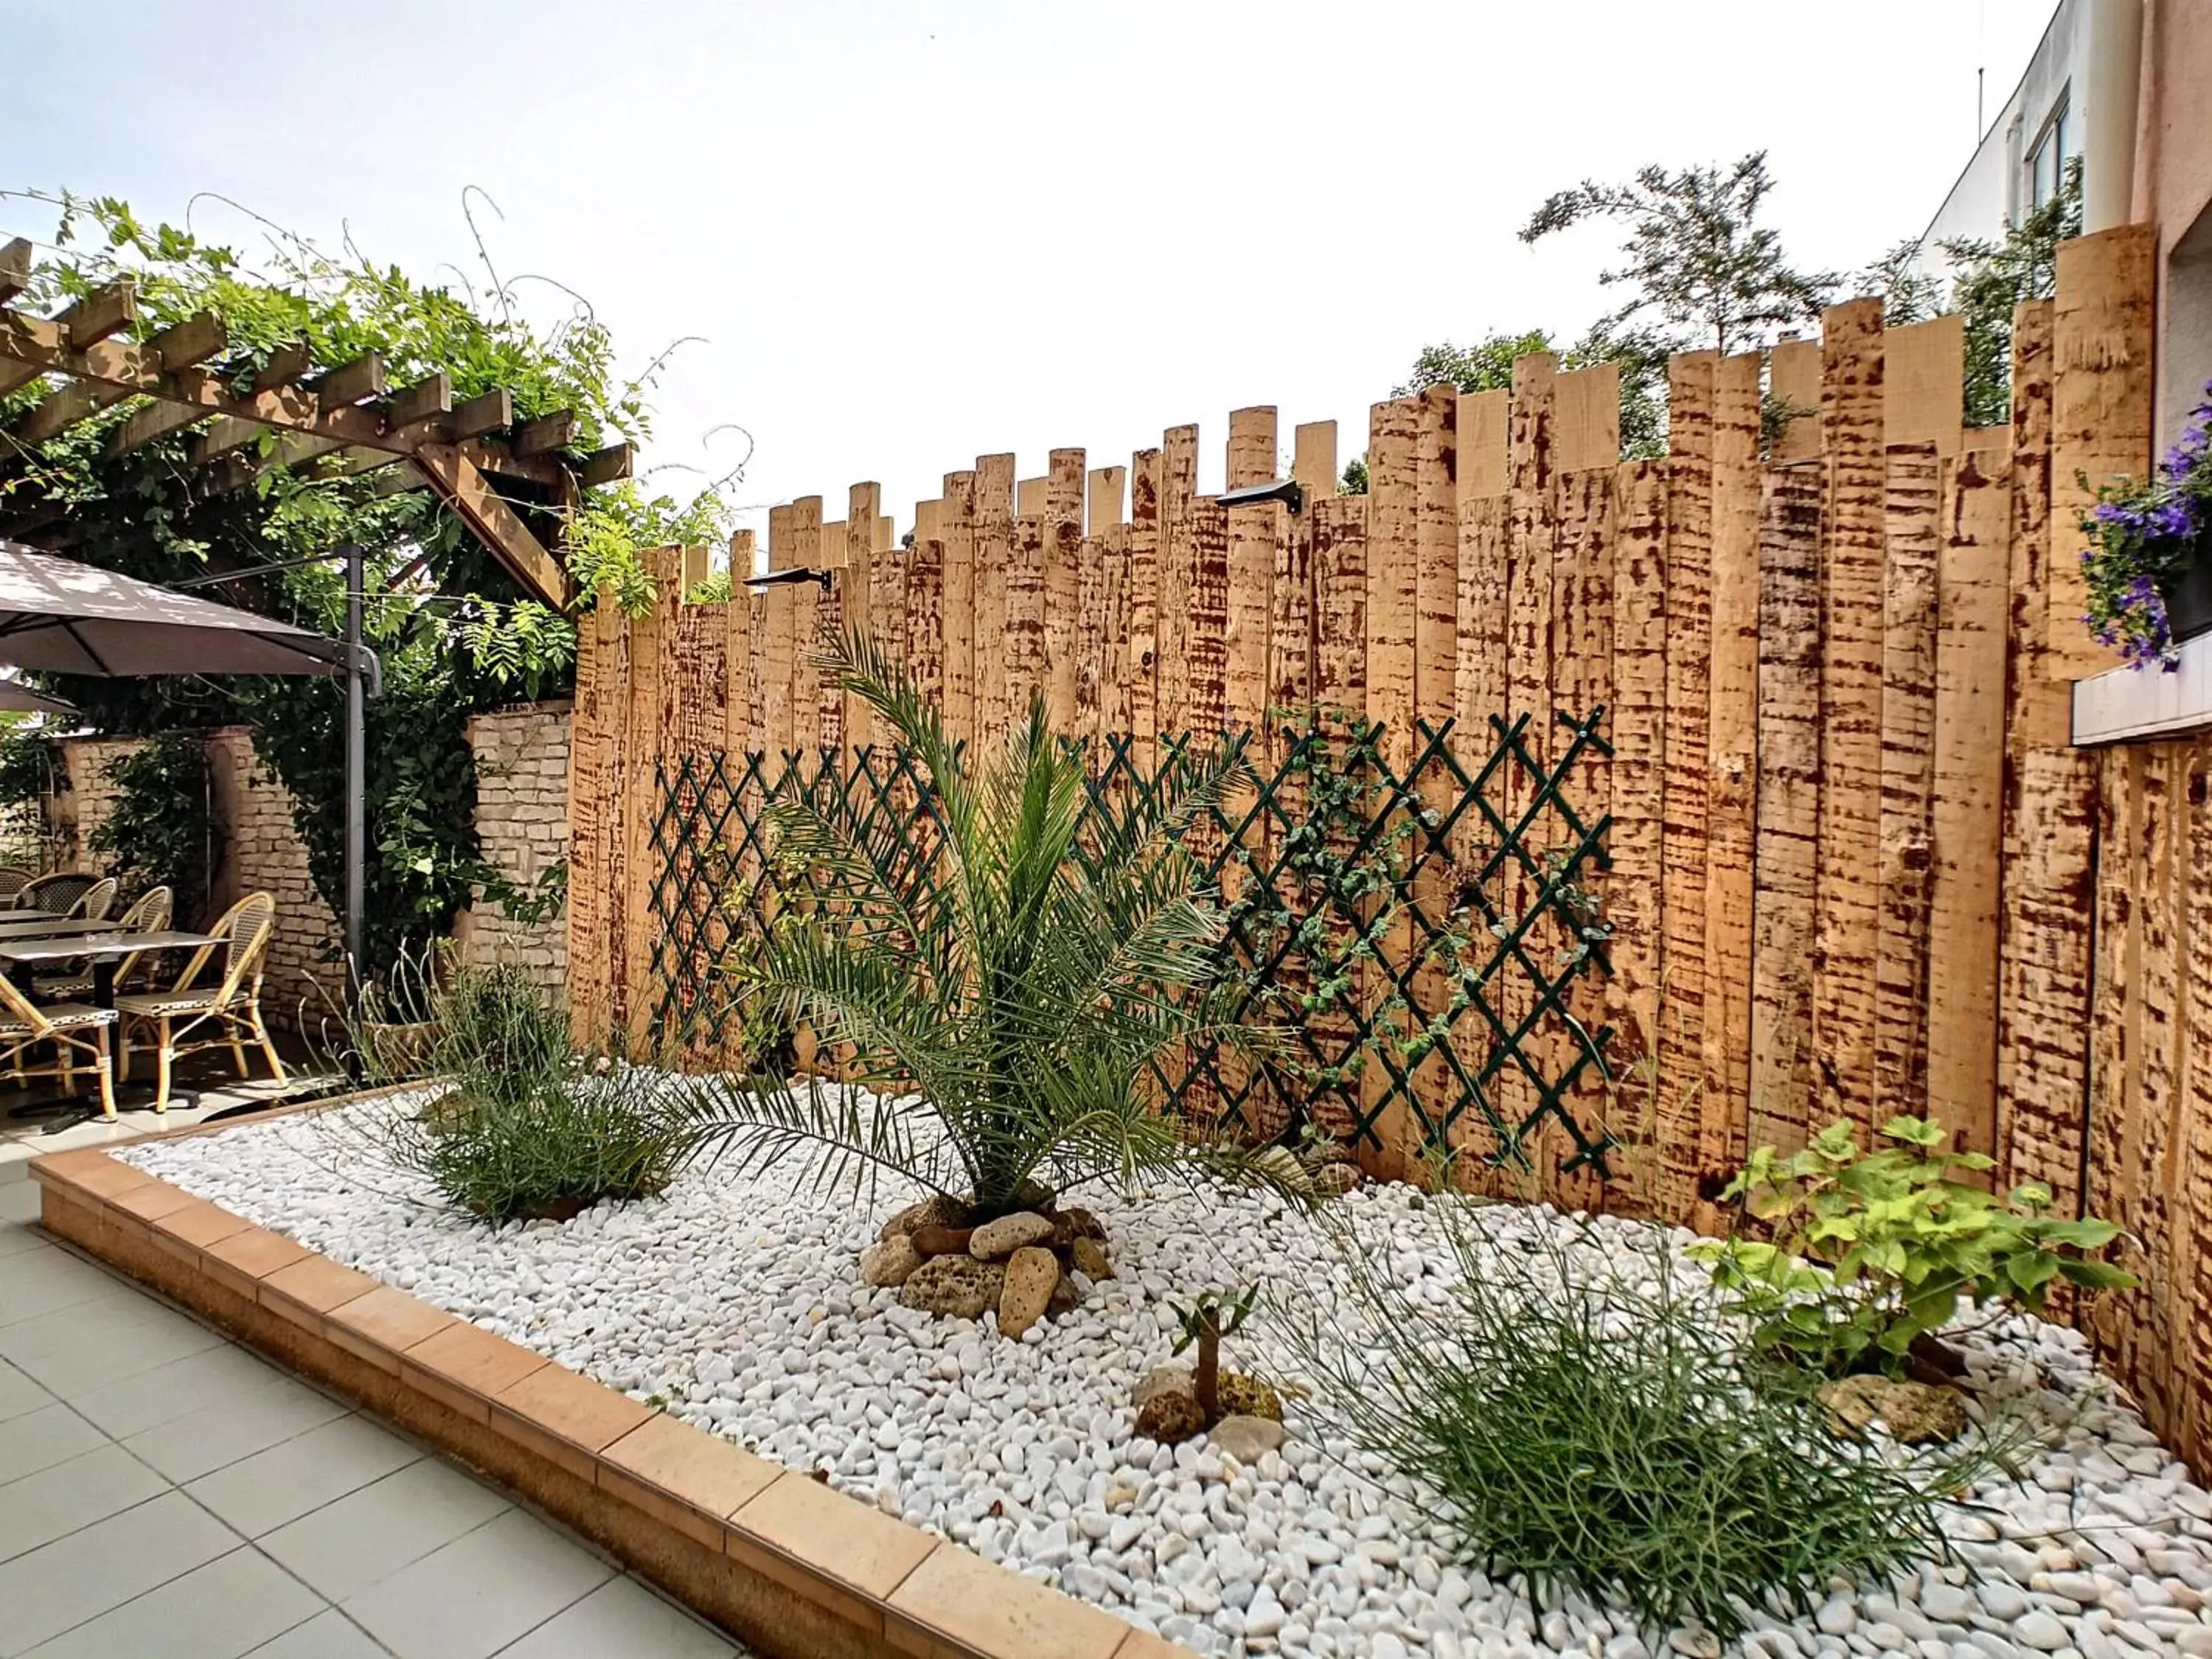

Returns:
0,928,220,1133
0,916,112,939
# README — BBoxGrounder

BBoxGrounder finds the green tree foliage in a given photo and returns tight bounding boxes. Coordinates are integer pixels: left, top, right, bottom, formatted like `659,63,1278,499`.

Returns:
1520,152,1840,357
1939,161,2083,427
682,632,1312,1218
1394,324,1669,460
0,190,729,984
1338,455,1368,496
88,732,218,925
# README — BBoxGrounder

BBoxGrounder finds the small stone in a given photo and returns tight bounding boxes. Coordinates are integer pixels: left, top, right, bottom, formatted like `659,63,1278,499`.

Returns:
898,1254,1006,1319
1211,1413,1287,1462
1668,1632,1721,1659
2011,1610,2067,1652
1055,1205,1107,1240
970,1211,1055,1260
1216,1371,1282,1422
1135,1384,1205,1445
1315,1161,1363,1195
998,1245,1058,1340
1071,1236,1114,1280
858,1235,921,1287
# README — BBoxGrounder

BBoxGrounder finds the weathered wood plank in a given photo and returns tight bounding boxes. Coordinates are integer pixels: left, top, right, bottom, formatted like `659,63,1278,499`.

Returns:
762,504,797,762
1366,396,1422,770
1884,314,1966,456
1225,407,1279,734
2049,225,2154,678
1927,451,2010,1153
940,471,977,749
1874,445,1941,1116
1127,448,1163,751
973,453,1015,748
1314,494,1368,718
1768,337,1822,460
1155,425,1200,737
1045,448,1086,733
1750,467,1825,1152
1814,299,1886,1139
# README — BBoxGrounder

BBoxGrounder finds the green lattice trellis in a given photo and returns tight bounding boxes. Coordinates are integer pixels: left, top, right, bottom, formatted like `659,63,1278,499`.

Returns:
645,711,1618,1176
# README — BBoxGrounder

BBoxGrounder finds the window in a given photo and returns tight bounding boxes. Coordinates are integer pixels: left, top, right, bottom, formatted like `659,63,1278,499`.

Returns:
2030,100,2070,212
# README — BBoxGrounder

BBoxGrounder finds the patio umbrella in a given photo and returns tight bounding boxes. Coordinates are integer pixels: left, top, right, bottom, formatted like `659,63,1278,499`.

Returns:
0,539,350,678
0,679,77,717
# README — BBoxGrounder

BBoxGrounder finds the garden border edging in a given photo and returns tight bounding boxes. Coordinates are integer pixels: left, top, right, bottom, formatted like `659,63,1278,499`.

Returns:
29,1130,1190,1659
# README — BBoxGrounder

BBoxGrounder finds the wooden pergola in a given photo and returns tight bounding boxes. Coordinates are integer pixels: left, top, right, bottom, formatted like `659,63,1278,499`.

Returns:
0,237,631,608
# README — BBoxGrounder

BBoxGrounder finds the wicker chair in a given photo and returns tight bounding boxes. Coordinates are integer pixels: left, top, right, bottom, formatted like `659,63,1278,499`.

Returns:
68,877,119,922
16,871,94,917
0,974,117,1121
35,885,173,1001
116,891,284,1113
0,867,30,910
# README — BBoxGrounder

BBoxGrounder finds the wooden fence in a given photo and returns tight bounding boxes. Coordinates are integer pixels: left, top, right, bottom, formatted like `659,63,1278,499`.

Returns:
569,224,2212,1460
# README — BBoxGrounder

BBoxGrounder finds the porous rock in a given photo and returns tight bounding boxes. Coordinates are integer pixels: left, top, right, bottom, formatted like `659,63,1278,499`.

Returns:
1133,1363,1192,1409
1217,1371,1282,1422
998,1245,1060,1339
908,1223,975,1258
1815,1374,1967,1444
899,1254,1006,1320
970,1211,1055,1261
1135,1381,1206,1444
878,1194,963,1242
858,1234,921,1287
1210,1413,1287,1462
1070,1236,1114,1280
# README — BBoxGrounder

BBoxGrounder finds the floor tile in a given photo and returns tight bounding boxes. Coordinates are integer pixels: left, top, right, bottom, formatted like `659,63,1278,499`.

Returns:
187,1413,422,1537
0,1490,242,1657
261,1458,510,1603
70,1340,293,1439
0,1357,48,1423
0,1401,105,1486
341,1508,612,1659
7,1293,228,1396
0,1443,167,1564
21,1545,326,1659
0,1219,47,1258
243,1610,391,1659
123,1374,350,1484
492,1575,744,1658
0,1179,38,1225
0,1280,169,1367
0,1248,132,1329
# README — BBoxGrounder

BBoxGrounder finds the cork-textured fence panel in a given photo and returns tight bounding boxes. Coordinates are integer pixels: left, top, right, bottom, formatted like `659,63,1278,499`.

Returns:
568,227,2208,1456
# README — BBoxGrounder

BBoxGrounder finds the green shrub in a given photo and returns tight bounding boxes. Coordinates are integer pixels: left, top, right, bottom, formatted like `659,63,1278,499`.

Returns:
358,954,686,1224
89,733,218,924
1279,1203,2014,1644
1695,1115,2134,1377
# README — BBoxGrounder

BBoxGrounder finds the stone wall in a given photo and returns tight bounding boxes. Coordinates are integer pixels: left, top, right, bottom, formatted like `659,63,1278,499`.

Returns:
453,703,571,990
38,702,574,1026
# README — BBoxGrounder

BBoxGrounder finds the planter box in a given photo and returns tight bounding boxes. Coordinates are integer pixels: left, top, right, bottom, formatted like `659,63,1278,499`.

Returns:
2166,557,2212,647
29,1126,1186,1659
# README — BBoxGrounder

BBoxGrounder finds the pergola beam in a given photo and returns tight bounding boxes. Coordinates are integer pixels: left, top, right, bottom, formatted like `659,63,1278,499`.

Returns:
413,442,571,606
59,282,136,350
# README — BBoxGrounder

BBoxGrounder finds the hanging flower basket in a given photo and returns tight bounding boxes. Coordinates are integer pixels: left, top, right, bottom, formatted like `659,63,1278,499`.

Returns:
2081,386,2212,670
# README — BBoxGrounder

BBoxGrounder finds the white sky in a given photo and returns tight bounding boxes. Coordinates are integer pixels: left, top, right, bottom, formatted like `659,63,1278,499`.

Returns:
8,1,2058,557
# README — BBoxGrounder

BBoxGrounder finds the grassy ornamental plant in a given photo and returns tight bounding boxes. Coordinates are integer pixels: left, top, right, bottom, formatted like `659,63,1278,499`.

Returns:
1696,1115,2135,1377
1280,1203,2014,1644
684,632,1308,1221
356,953,687,1224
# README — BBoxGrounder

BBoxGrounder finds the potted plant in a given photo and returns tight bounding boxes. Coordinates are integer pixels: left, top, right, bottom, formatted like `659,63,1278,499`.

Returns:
2081,383,2212,668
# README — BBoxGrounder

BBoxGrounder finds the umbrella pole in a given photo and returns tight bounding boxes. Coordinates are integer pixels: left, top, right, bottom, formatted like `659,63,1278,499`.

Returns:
344,543,366,1023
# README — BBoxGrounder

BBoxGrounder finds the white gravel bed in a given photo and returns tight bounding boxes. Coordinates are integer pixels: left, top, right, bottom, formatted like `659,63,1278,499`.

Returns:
124,1088,2212,1659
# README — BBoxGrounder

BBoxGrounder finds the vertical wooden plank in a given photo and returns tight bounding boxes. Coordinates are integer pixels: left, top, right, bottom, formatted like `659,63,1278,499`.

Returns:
1700,348,1762,1211
1926,452,2010,1152
1292,420,1337,501
941,471,978,748
1454,496,1509,740
846,483,882,749
1075,526,1107,748
1366,396,1422,771
2181,745,2212,1463
813,521,847,759
1458,389,1508,498
2083,749,2140,1364
2048,225,2154,679
762,504,797,762
1092,523,1133,741
622,547,680,1048
566,595,612,1046
1127,448,1162,748
1814,298,1885,1140
1155,425,1199,738
788,499,826,769
723,529,755,754
1873,444,1941,1117
1088,465,1126,536
907,500,945,707
1607,459,1668,1211
1885,315,1966,456
1660,350,1714,1181
1994,299,2093,1214
1225,407,1279,734
1183,498,1229,737
1314,495,1368,718
1044,448,1085,734
1554,362,1621,472
973,454,1015,748
1007,495,1047,729
2130,745,2185,1433
1750,468,1825,1150
1768,337,1822,460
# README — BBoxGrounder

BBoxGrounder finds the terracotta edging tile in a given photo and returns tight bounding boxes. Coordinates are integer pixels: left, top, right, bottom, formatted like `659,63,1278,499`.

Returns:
31,1148,154,1198
326,1285,457,1374
107,1179,200,1223
727,1472,940,1635
258,1255,380,1328
887,1542,1132,1659
200,1224,313,1297
490,1362,655,1481
598,1413,782,1551
401,1320,549,1424
150,1195,257,1257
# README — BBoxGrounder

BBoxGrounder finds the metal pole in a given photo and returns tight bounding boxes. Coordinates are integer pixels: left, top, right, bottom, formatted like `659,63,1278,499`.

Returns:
344,543,366,1013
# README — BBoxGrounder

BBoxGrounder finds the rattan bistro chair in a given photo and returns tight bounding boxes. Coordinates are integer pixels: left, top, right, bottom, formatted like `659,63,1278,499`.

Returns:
16,871,94,917
69,877,118,922
0,975,118,1120
0,867,30,910
35,885,172,1000
116,891,285,1113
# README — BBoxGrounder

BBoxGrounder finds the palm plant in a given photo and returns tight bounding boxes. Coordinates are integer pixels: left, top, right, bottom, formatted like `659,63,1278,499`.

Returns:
682,630,1307,1221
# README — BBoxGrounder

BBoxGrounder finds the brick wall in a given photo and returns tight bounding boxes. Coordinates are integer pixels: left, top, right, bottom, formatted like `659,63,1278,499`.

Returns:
49,737,145,869
453,703,571,991
204,727,344,1030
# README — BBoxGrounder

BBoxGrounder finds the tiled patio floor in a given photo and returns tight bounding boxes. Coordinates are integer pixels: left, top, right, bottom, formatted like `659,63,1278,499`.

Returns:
0,1171,750,1658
